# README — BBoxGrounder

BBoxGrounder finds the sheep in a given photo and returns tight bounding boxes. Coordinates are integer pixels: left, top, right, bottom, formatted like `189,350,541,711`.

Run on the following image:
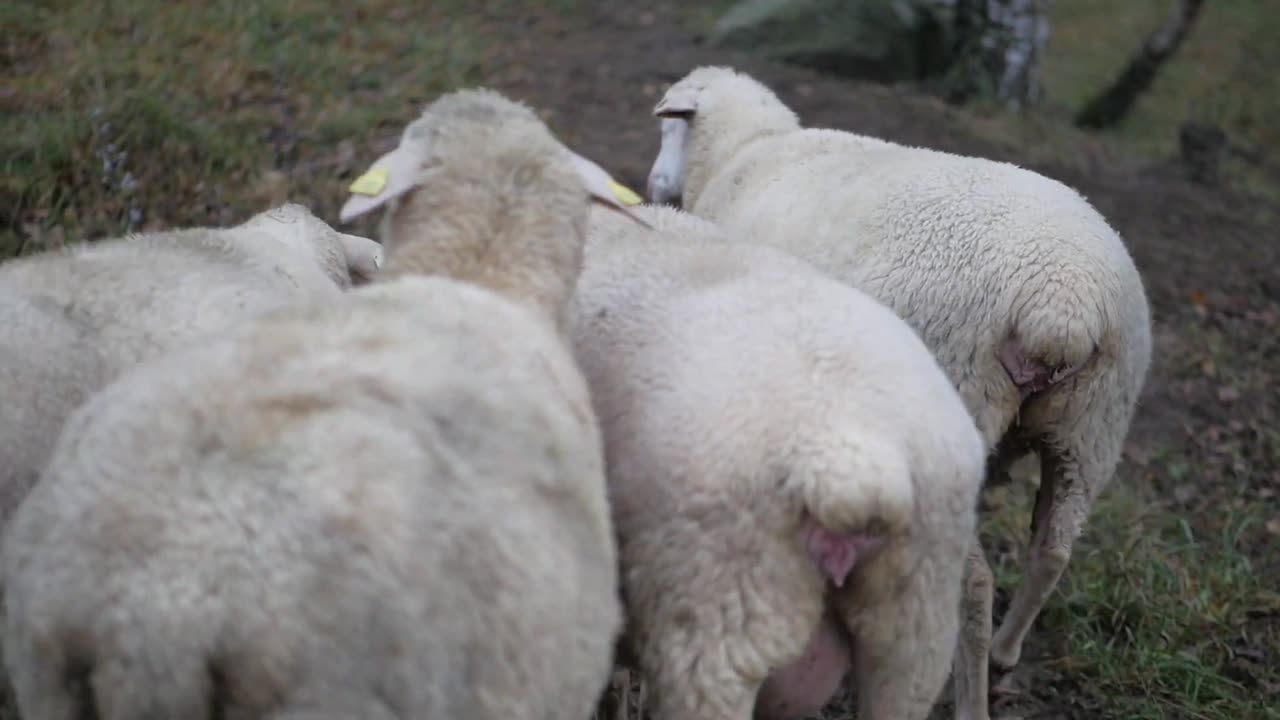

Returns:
645,65,1153,720
2,88,646,720
0,202,383,535
569,203,987,720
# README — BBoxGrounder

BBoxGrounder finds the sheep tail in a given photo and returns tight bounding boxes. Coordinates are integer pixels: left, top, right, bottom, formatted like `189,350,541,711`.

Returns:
782,433,915,587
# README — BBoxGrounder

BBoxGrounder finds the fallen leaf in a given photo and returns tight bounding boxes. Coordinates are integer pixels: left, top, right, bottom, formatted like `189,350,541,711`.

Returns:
1217,385,1240,402
1201,359,1217,377
1266,518,1280,536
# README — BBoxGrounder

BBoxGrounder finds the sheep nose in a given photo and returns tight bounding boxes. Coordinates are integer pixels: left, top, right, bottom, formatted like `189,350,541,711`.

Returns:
646,176,661,203
647,174,682,208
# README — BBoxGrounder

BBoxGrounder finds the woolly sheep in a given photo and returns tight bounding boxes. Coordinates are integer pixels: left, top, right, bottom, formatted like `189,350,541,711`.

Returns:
0,203,383,533
646,65,1153,720
569,203,986,720
2,88,646,720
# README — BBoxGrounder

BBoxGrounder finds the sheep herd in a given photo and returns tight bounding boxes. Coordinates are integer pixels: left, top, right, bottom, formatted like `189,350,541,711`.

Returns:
0,66,1151,720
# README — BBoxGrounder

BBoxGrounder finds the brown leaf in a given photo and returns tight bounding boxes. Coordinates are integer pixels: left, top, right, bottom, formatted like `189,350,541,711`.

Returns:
1266,517,1280,536
1201,359,1217,378
1217,385,1240,403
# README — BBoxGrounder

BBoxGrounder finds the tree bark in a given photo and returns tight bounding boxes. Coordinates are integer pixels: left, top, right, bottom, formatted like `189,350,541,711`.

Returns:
1074,0,1206,129
944,0,1054,111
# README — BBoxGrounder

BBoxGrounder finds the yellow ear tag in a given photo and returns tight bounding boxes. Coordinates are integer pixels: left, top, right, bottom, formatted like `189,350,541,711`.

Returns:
349,168,389,196
608,180,643,206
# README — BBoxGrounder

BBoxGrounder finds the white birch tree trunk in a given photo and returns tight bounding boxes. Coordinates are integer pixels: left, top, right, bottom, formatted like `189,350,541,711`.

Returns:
944,0,1054,111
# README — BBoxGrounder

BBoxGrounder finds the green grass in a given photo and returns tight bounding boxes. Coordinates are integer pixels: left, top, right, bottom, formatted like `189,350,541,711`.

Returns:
1034,0,1280,201
1041,0,1280,159
984,454,1280,720
928,0,1280,203
2,0,485,256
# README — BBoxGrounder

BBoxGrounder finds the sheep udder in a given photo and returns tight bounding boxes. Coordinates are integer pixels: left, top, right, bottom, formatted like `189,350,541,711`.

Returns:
752,522,881,720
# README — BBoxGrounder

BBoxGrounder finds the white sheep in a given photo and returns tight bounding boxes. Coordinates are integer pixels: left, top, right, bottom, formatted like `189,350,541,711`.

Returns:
2,88,646,720
569,203,986,720
0,202,383,533
646,65,1153,720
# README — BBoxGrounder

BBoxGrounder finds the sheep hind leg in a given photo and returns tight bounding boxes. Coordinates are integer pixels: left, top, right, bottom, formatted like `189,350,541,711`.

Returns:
990,448,1087,669
4,652,85,720
645,657,757,720
952,537,993,720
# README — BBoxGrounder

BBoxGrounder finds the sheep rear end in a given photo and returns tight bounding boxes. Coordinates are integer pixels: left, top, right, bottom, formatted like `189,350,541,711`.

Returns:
754,610,853,720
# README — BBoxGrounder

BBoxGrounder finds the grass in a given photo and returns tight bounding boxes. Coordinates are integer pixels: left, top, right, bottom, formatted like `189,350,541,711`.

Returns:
983,465,1280,720
1041,0,1280,160
2,0,484,256
958,0,1280,202
1036,0,1280,202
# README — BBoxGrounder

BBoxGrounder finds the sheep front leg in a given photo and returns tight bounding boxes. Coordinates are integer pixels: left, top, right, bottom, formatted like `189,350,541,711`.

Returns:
952,537,993,720
990,447,1087,668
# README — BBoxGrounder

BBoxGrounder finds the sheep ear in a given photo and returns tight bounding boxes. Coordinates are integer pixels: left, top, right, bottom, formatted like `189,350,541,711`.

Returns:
337,232,383,284
339,144,425,224
568,152,653,229
654,85,699,118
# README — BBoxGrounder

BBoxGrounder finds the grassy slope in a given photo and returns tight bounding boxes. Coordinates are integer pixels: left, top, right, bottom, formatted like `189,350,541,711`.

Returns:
972,0,1280,204
2,0,483,255
1042,0,1279,158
